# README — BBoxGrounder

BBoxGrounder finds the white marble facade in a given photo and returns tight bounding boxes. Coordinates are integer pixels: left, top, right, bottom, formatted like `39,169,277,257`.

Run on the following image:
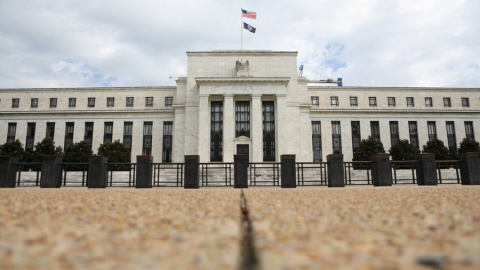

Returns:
0,50,479,163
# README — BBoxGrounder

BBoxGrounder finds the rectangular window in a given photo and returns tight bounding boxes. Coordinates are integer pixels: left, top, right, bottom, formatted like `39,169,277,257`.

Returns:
406,97,414,107
143,122,153,155
427,121,437,142
312,121,322,162
25,123,36,150
126,97,134,107
263,101,275,161
107,97,115,107
408,121,419,148
462,98,469,107
64,122,74,149
235,101,250,137
46,122,55,141
443,97,451,107
50,98,57,108
88,98,95,107
311,96,319,106
425,97,433,107
211,101,223,161
389,121,399,146
369,97,377,107
388,97,396,107
104,122,113,143
12,99,19,108
145,97,153,107
351,121,361,152
162,121,173,163
123,122,133,150
31,98,38,108
7,123,17,142
465,121,474,140
350,97,358,107
330,96,339,106
332,121,342,154
69,98,76,108
165,97,173,107
446,121,457,155
370,121,380,141
84,122,94,146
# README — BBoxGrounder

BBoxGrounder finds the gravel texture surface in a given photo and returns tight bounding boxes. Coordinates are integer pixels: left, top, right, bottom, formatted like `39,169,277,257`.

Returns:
1,186,479,270
244,186,480,270
0,189,241,270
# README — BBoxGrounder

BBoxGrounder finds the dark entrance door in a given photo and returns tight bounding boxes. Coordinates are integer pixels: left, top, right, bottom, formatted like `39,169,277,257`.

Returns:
237,144,249,164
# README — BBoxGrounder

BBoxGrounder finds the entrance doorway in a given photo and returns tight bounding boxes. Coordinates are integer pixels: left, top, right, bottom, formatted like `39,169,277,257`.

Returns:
237,144,249,164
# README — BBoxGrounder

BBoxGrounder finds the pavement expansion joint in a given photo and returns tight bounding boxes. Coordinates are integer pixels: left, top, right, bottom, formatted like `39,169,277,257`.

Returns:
238,190,258,270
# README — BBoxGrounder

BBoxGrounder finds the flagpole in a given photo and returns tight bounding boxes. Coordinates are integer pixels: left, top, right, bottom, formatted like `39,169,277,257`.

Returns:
241,8,243,50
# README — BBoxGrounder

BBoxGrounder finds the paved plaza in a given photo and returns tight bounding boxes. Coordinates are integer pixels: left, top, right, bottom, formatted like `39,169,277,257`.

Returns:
0,186,479,269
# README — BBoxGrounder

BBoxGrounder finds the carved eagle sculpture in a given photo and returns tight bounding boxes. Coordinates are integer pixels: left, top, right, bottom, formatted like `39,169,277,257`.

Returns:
236,60,249,72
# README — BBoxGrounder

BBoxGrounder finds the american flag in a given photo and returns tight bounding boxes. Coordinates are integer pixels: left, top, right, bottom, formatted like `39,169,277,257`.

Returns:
242,9,256,19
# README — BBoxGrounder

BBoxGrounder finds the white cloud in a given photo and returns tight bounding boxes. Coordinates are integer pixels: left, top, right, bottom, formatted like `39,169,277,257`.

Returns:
0,0,479,88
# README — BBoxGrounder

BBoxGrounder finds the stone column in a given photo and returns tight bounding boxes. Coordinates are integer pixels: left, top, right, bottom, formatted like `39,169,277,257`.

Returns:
276,95,287,161
184,155,199,189
416,153,437,185
234,154,248,188
251,94,263,162
0,156,18,188
198,95,210,162
281,154,296,188
327,154,345,187
136,155,153,188
40,156,63,188
223,94,235,162
459,152,480,185
371,153,392,186
87,155,108,188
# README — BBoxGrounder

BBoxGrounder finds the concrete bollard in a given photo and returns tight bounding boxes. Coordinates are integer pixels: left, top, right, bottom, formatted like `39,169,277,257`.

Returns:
458,152,480,185
87,155,108,188
40,156,63,188
327,154,345,187
234,154,248,188
371,153,392,186
416,153,437,185
281,155,296,188
136,155,153,188
0,156,18,188
184,155,199,189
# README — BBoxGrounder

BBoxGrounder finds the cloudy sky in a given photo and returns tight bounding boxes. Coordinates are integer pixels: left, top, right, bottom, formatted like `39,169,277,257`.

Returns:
1,0,479,88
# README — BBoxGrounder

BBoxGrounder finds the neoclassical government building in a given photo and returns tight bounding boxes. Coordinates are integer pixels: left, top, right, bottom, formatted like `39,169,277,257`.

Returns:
1,50,479,163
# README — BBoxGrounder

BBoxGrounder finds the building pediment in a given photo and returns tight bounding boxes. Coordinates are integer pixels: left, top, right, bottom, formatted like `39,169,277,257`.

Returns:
234,135,251,142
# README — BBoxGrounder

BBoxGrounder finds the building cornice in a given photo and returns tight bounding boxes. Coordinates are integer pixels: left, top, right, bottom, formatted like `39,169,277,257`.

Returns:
310,109,480,114
0,86,177,93
308,86,480,92
195,77,290,86
187,50,298,57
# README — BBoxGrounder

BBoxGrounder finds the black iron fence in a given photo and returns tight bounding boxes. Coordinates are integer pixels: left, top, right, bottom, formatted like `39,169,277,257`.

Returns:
249,162,280,186
106,163,136,187
200,163,233,187
344,161,372,185
60,163,89,187
435,160,461,184
296,162,327,186
153,163,184,187
391,160,417,184
14,163,42,187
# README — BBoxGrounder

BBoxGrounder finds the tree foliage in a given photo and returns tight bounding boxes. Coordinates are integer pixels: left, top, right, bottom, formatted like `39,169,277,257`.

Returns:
458,138,480,154
64,141,93,163
0,140,25,158
353,136,386,161
389,139,420,161
421,138,451,160
97,140,131,163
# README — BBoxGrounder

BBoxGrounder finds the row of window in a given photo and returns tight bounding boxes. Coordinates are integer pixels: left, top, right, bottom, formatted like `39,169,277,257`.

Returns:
311,120,475,162
9,97,174,108
6,121,174,162
311,96,472,108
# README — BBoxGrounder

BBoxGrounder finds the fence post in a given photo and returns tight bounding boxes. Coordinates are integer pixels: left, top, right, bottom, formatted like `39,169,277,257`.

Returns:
327,154,344,187
40,156,63,188
234,154,248,188
184,155,199,189
281,154,296,188
371,153,392,186
416,153,437,185
459,152,480,185
0,156,18,188
136,155,153,188
87,155,108,188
